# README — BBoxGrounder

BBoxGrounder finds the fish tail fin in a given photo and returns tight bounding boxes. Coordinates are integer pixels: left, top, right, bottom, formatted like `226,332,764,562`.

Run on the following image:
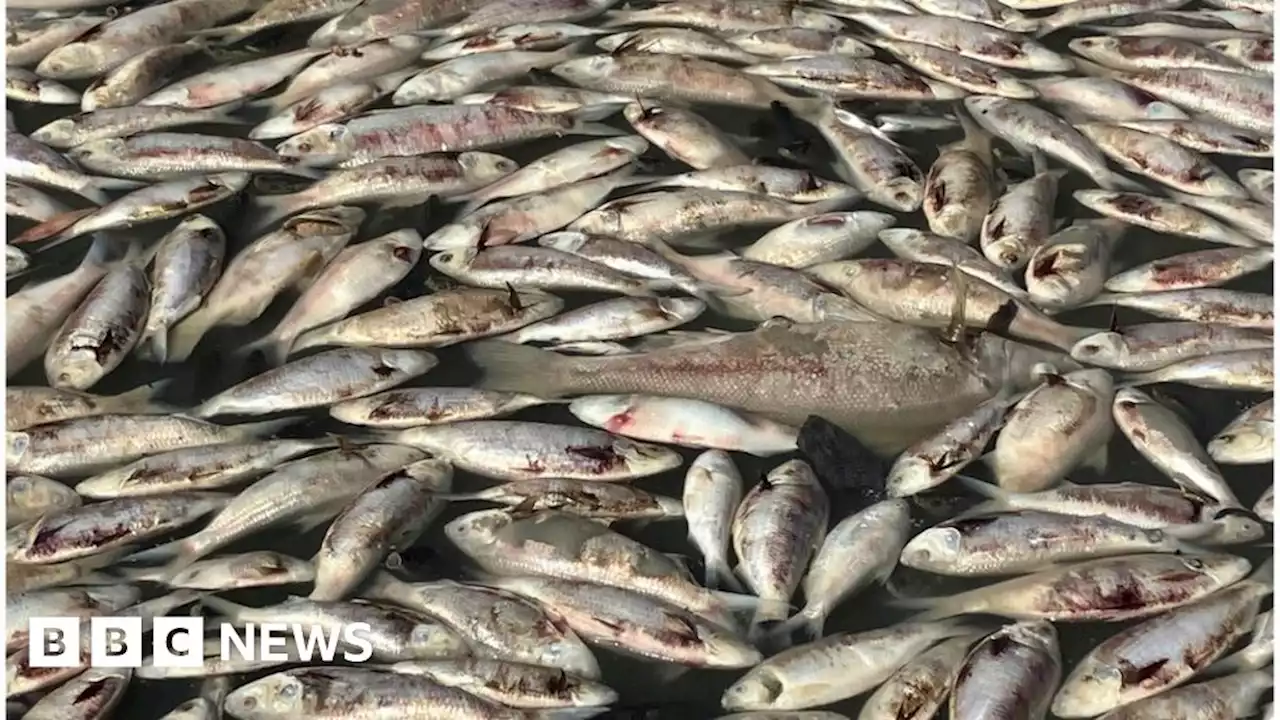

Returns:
230,416,307,441
109,378,177,414
165,307,220,363
159,536,212,581
766,607,824,645
706,558,746,593
746,599,792,642
138,329,169,364
465,341,577,398
246,192,303,235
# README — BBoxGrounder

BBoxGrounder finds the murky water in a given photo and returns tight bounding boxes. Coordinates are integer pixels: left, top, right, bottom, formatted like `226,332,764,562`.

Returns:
6,12,1274,719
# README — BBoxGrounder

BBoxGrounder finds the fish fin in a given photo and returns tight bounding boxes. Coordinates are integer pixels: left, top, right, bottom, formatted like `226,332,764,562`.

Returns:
195,595,248,621
164,307,221,364
705,558,746,593
766,608,824,645
465,341,577,397
13,207,97,245
109,379,177,414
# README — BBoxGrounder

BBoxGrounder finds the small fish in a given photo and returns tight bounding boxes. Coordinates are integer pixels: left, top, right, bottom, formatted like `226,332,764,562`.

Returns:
438,478,681,522
311,458,452,601
1114,387,1241,505
951,621,1062,720
7,382,171,432
684,450,746,592
384,658,618,709
923,113,995,242
81,42,209,111
73,437,338,499
887,393,1015,497
374,420,681,481
31,106,247,150
1116,118,1272,157
732,460,830,635
902,510,1189,576
980,152,1065,270
194,348,438,418
991,369,1114,493
741,212,894,269
44,264,150,392
1083,289,1273,329
501,297,705,346
291,287,564,353
624,102,749,170
722,619,979,711
1052,578,1271,717
1077,123,1250,197
1123,348,1273,392
1105,247,1273,292
430,246,659,296
8,493,227,565
779,499,912,639
330,387,547,428
1024,219,1126,310
874,39,1039,98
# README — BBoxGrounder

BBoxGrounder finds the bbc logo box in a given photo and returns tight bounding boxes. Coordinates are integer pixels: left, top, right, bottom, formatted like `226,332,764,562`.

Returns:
28,617,205,669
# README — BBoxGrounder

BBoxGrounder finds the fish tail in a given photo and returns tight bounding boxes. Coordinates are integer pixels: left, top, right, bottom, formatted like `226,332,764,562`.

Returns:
706,558,746,594
165,308,220,364
137,329,169,364
159,536,212,580
746,599,792,642
766,607,825,645
465,341,576,398
109,378,176,414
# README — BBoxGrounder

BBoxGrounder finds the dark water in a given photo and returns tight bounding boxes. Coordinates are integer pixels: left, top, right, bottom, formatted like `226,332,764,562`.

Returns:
6,10,1275,720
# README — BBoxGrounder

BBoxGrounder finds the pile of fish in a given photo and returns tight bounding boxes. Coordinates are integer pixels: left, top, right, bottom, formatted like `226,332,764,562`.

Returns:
4,0,1275,717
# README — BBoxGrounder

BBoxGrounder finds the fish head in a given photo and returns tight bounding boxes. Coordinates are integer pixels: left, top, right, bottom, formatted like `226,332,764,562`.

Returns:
428,248,479,274
67,138,125,167
885,456,939,498
1198,509,1266,545
457,151,519,183
600,135,651,159
568,395,637,430
983,236,1033,272
35,43,100,80
275,124,355,166
1065,368,1115,398
793,8,844,32
1051,661,1121,717
408,621,467,658
614,438,682,475
377,350,440,377
8,475,77,515
899,527,963,571
1067,36,1113,62
1070,331,1127,367
1185,553,1253,588
1208,426,1272,464
537,231,591,253
656,297,707,322
550,55,618,86
223,671,304,718
424,222,483,250
721,666,786,711
443,509,512,551
28,118,77,148
1112,387,1153,417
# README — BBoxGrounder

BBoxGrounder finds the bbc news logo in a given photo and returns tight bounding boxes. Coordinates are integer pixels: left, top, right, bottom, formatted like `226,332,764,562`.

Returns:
28,618,375,668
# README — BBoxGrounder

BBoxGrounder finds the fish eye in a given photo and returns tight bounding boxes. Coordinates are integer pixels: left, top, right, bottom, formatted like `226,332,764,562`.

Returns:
296,142,312,153
327,127,343,141
1144,529,1164,543
280,683,298,698
1183,557,1206,571
240,696,257,709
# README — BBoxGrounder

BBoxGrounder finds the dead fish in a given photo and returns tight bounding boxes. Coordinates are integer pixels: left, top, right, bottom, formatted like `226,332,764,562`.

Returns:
951,621,1062,720
732,460,830,636
1074,190,1260,247
980,152,1065,270
1071,322,1273,371
923,113,995,242
1208,398,1274,465
1024,219,1126,310
991,369,1114,492
899,553,1252,622
1077,123,1251,197
1105,247,1273,292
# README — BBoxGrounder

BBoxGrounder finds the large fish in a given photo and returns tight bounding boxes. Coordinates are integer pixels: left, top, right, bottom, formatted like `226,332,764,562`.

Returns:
468,320,1071,454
